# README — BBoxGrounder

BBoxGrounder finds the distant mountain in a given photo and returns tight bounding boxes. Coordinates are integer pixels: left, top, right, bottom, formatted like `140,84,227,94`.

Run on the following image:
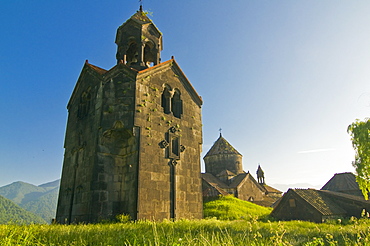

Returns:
39,179,60,189
271,183,322,193
0,180,60,223
0,195,46,224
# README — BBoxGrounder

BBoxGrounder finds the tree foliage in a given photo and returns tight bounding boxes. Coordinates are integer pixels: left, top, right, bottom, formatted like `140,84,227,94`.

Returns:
348,118,370,199
0,195,46,224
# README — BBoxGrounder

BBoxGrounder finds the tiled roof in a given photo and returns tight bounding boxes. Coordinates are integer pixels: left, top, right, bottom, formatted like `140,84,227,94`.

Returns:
320,190,370,204
202,173,229,190
216,169,236,178
129,10,152,25
204,134,242,158
86,62,107,75
202,172,254,190
263,185,282,194
293,189,346,216
229,172,249,188
321,172,360,192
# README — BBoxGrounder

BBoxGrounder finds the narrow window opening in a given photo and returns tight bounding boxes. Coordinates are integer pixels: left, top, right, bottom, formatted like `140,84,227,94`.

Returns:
144,43,155,67
289,199,296,207
126,42,138,65
171,90,182,119
161,86,172,114
78,88,91,119
171,137,180,157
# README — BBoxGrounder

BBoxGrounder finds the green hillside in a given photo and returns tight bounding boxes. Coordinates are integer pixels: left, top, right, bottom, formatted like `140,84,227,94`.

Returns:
0,180,59,223
0,195,46,224
22,187,59,223
204,195,272,220
0,181,46,204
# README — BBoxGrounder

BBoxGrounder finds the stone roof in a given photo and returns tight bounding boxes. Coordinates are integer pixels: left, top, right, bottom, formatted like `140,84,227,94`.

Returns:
202,171,265,191
216,169,236,178
229,172,249,188
201,173,229,192
320,189,370,204
86,62,108,75
321,172,360,192
292,189,346,216
263,185,282,194
204,134,242,158
129,10,152,25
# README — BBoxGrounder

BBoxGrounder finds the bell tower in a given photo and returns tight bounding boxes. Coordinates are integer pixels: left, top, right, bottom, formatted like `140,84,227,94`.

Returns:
56,6,203,223
115,6,163,70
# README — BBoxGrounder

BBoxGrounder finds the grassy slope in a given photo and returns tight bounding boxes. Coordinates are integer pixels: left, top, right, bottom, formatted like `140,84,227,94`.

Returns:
0,195,369,244
0,180,59,223
0,195,46,224
21,187,59,223
204,195,272,220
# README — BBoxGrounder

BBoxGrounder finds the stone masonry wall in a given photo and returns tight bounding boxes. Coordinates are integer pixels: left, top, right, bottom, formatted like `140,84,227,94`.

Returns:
134,62,203,220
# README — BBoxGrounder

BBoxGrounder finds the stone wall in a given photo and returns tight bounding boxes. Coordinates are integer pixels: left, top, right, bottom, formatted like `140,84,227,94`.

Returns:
57,60,203,223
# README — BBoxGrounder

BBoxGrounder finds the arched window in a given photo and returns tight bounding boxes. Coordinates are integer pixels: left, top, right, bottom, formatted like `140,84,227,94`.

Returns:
161,85,182,119
144,42,155,67
161,85,172,114
126,42,138,65
77,88,91,119
171,89,182,119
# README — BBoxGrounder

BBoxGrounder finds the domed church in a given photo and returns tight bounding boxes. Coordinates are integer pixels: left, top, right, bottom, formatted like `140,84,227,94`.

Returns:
202,134,281,206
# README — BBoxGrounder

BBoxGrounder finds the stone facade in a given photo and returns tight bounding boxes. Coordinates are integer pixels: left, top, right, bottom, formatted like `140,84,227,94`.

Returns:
56,9,203,223
271,188,370,223
202,134,281,206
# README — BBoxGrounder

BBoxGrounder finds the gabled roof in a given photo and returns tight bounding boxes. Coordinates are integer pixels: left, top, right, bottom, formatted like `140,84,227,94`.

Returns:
138,58,202,106
204,134,242,158
263,185,282,194
321,172,360,192
216,169,236,178
67,61,106,108
320,190,370,204
202,173,229,192
86,62,108,75
202,171,265,192
69,58,202,110
292,189,346,216
229,172,249,188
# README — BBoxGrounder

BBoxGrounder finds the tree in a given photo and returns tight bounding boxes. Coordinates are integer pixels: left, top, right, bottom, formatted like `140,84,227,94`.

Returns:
348,118,370,200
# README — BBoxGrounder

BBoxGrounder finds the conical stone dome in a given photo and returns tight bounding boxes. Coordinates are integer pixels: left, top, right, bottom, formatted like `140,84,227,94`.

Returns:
204,134,243,176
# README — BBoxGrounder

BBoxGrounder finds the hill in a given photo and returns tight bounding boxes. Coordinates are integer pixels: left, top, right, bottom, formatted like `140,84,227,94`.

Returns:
0,180,60,223
0,195,46,224
203,195,272,220
272,183,321,192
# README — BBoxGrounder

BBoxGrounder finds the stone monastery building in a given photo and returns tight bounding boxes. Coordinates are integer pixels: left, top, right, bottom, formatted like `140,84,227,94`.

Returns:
56,7,203,223
202,134,281,206
56,7,279,224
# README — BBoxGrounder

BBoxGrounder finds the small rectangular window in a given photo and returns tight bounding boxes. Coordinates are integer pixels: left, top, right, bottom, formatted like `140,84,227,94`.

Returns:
289,199,296,207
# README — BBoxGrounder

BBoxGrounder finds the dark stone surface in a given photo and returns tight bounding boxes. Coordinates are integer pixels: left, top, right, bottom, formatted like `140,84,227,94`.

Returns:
56,10,203,223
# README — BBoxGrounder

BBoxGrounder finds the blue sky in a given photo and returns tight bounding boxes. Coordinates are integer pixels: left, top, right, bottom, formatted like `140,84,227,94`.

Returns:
1,1,370,189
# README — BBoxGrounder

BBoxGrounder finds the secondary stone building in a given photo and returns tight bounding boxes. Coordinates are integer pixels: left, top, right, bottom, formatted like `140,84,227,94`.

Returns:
271,172,370,222
202,134,281,206
271,188,370,223
321,172,364,197
56,7,203,223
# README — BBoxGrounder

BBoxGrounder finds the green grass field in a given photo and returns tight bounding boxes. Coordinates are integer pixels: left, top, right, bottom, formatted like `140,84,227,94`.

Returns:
1,219,370,245
1,196,369,245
